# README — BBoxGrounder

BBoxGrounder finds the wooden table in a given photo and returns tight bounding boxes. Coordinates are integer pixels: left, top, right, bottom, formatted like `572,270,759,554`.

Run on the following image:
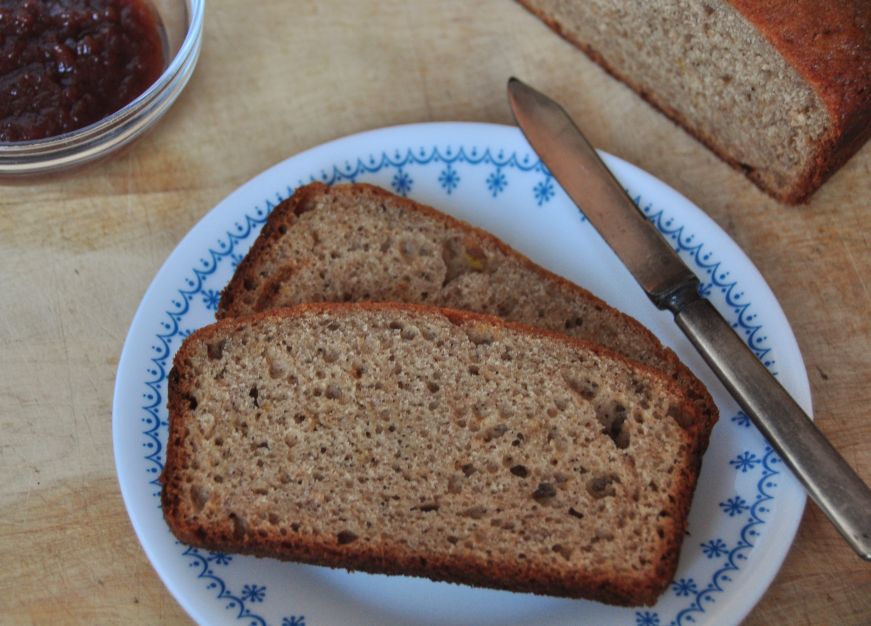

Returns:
2,1,869,623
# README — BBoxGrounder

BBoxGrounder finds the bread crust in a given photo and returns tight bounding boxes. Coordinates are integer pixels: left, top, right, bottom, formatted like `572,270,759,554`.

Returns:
516,0,871,204
218,182,717,440
730,1,871,202
162,302,709,607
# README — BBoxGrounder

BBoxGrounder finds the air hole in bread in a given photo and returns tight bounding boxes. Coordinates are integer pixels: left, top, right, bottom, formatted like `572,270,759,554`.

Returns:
184,394,198,411
292,200,313,217
533,482,557,502
510,464,529,478
337,530,358,545
564,316,585,330
207,340,225,360
596,401,630,449
325,384,342,400
552,544,573,561
248,386,259,408
482,424,509,442
415,502,440,512
553,472,570,484
496,300,515,316
587,474,620,499
460,506,487,519
564,374,598,400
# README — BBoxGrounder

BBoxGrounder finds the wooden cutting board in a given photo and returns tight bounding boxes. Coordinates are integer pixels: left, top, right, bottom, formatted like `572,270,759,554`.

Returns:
1,1,868,624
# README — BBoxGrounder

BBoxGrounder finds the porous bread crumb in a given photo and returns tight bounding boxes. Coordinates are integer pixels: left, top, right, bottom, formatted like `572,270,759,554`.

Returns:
217,182,717,434
162,303,706,606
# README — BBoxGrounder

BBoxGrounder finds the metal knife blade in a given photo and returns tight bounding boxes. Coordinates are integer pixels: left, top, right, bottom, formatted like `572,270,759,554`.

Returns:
507,77,871,560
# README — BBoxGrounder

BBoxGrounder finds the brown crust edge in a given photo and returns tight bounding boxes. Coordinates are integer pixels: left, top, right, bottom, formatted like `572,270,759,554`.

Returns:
217,182,718,442
729,0,871,202
162,302,708,607
514,0,869,204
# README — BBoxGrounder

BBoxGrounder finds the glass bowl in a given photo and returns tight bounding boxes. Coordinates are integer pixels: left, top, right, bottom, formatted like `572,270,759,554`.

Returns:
0,0,205,176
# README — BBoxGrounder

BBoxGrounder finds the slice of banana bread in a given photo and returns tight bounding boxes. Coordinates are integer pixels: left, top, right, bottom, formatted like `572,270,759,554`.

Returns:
218,182,717,436
162,303,708,606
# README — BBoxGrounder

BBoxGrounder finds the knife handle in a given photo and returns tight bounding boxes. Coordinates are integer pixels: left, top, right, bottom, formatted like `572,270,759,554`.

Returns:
675,297,871,560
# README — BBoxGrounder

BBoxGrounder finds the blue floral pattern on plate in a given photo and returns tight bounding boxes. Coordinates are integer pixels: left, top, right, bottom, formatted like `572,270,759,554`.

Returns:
117,123,809,626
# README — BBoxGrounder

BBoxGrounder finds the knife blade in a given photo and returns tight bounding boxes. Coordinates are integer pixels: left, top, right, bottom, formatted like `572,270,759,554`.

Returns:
507,77,871,560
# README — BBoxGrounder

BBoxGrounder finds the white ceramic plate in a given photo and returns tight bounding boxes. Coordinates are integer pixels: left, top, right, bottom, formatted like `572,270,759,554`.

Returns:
114,123,810,626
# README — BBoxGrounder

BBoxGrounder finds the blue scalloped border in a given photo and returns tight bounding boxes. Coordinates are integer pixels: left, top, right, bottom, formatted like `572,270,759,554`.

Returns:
137,145,779,626
639,201,774,373
669,447,781,626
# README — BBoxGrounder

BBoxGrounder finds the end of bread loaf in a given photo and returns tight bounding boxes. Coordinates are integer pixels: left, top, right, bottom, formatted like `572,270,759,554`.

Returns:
517,0,871,204
162,303,709,606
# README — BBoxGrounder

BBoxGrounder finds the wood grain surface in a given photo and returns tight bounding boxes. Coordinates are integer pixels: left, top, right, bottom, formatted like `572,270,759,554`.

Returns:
1,1,869,624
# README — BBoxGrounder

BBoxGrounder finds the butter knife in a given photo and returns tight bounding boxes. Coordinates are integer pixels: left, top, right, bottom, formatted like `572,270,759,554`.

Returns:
507,77,871,559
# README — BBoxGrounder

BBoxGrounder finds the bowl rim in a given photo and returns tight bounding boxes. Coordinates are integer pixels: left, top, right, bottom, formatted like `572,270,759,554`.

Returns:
0,0,206,161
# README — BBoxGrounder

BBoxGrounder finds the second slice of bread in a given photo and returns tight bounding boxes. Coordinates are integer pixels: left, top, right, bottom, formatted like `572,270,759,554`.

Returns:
218,182,717,436
162,303,708,606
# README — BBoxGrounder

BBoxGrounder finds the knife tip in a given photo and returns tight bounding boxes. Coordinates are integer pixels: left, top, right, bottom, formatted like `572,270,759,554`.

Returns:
507,77,527,104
